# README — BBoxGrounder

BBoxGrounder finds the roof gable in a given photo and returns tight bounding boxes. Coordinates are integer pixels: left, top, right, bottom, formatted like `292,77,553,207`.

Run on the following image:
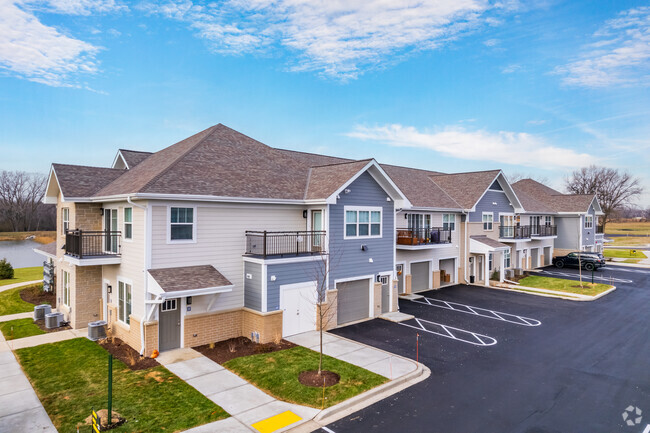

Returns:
46,164,125,201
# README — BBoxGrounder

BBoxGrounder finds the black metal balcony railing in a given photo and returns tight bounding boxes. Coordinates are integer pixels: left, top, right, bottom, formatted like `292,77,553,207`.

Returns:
531,225,557,237
596,225,604,234
65,229,121,259
499,225,531,239
396,227,452,246
245,231,326,258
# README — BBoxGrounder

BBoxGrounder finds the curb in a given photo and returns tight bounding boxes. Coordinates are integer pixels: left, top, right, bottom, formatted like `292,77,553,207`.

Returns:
489,284,617,302
606,262,650,269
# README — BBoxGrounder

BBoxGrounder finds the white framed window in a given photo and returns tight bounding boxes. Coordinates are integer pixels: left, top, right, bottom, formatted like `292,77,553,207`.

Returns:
489,253,493,271
118,280,132,325
482,212,493,231
124,207,133,240
530,216,541,235
443,214,456,231
545,216,552,226
585,215,593,229
169,207,195,241
62,270,70,306
345,207,382,238
62,208,69,233
504,249,511,268
407,213,430,230
161,299,177,311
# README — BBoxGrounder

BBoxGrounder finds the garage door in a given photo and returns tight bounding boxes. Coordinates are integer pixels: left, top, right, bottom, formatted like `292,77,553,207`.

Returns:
411,261,430,292
543,246,552,266
337,279,370,325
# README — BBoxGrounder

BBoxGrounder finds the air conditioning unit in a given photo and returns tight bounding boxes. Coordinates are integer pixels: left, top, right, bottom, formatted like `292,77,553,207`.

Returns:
45,312,64,329
87,320,107,341
514,268,523,276
505,269,515,279
34,304,52,320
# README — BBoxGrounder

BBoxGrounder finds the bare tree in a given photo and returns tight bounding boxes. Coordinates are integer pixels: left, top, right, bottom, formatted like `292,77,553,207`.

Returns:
564,165,643,229
0,171,48,231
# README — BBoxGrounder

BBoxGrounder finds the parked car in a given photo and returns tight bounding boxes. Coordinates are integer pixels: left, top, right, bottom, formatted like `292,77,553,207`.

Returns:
552,252,605,270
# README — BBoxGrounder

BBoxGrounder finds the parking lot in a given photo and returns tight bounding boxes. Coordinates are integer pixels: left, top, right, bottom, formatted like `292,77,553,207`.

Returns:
323,265,650,433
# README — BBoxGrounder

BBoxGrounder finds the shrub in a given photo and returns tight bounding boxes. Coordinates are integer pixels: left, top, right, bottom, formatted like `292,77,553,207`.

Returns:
0,258,14,280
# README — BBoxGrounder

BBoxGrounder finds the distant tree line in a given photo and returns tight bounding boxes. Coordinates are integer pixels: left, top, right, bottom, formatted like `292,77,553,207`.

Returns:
0,171,55,232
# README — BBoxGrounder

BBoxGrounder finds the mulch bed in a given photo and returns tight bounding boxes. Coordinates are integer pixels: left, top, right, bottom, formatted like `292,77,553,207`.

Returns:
20,284,56,308
33,319,71,333
97,337,160,371
194,336,296,364
299,370,340,388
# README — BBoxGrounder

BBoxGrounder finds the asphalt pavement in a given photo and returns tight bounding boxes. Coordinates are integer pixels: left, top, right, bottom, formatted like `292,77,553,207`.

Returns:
322,265,650,433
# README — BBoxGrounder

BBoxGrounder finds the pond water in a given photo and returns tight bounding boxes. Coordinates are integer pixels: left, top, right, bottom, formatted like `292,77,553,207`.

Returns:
0,240,45,268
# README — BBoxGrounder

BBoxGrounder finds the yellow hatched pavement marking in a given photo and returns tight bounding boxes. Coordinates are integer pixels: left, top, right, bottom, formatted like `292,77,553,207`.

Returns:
251,410,302,433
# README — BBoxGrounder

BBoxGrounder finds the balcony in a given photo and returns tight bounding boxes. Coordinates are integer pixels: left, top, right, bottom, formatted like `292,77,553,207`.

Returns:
531,225,557,237
245,230,326,258
396,227,452,249
64,229,122,265
499,225,531,240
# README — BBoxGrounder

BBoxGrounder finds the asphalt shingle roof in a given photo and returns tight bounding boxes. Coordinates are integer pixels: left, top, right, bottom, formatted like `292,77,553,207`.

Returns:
513,179,595,213
52,164,125,198
429,170,502,210
380,164,461,210
119,149,152,168
149,265,232,293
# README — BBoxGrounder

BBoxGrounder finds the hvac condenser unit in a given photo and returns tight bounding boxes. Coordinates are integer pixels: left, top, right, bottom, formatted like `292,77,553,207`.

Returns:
87,321,107,341
45,312,64,329
33,304,52,320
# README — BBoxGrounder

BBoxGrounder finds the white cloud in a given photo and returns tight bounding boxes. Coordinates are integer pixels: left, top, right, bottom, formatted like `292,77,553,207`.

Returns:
346,123,598,169
527,119,547,125
24,0,127,15
483,38,500,46
555,6,650,87
502,63,521,73
141,0,515,79
0,1,102,87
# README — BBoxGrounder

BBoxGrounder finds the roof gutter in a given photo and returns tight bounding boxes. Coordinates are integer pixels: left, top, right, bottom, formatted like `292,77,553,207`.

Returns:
463,210,470,285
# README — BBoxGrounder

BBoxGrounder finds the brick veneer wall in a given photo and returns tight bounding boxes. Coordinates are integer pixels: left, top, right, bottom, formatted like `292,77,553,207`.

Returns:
241,308,283,344
391,281,398,312
72,266,103,328
317,289,338,331
107,304,144,354
184,309,242,348
373,282,382,316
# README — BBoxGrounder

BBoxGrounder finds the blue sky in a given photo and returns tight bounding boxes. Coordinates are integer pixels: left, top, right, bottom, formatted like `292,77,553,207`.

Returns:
1,0,649,206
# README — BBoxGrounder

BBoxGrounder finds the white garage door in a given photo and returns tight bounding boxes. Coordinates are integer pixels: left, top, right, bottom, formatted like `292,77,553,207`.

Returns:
411,261,430,292
337,279,370,325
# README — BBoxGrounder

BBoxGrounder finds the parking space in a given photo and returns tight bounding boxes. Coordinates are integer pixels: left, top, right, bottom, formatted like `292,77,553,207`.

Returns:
327,265,650,433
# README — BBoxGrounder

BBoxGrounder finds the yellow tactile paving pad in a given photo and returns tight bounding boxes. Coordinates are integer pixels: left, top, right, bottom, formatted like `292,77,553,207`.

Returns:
251,410,302,433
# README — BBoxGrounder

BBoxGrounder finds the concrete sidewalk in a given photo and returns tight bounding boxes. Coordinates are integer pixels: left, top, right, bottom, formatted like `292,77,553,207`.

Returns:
0,312,32,322
160,330,427,433
0,328,88,353
0,280,42,293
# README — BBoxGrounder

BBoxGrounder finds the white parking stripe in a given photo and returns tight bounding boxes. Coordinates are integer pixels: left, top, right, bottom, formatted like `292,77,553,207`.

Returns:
322,427,336,433
399,317,497,346
642,424,650,433
410,297,542,327
540,269,632,284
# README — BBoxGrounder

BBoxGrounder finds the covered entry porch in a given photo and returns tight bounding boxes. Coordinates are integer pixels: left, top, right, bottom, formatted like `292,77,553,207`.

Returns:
469,236,510,287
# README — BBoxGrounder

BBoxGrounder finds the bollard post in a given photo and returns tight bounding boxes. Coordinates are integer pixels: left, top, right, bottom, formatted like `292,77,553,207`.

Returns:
108,354,113,426
416,333,420,363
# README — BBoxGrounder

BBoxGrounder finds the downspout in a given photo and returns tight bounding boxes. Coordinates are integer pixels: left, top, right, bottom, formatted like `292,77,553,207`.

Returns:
463,210,470,284
127,196,149,356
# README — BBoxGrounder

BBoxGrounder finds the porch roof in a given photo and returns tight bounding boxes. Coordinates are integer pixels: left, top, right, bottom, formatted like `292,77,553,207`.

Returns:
470,236,510,253
33,241,57,260
147,265,233,298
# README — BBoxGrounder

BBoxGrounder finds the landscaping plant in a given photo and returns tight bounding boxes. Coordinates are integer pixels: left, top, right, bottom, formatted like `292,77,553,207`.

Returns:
0,258,14,279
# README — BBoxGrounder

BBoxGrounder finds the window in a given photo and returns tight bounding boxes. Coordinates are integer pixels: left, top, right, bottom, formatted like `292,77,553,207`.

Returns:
62,208,69,233
504,249,511,268
545,216,552,226
118,281,132,325
482,213,493,231
161,299,177,311
345,207,381,238
124,207,133,240
489,253,493,271
585,215,593,229
170,207,194,241
530,216,540,235
62,270,70,306
407,214,430,230
443,214,455,231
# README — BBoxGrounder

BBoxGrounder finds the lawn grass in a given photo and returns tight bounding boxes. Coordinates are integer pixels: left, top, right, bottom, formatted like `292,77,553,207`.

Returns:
623,258,642,264
224,345,387,409
603,249,647,259
519,275,613,296
0,231,56,244
0,266,43,286
506,287,581,299
608,237,650,247
0,284,41,316
16,338,229,432
605,222,650,235
0,318,45,340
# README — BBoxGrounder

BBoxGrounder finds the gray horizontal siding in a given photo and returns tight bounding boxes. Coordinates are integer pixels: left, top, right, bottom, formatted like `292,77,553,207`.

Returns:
582,204,596,247
469,190,515,223
329,172,395,285
555,216,580,249
266,260,325,311
244,261,263,311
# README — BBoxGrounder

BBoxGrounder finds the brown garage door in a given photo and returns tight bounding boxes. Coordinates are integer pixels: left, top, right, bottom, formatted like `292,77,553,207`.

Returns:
337,279,370,325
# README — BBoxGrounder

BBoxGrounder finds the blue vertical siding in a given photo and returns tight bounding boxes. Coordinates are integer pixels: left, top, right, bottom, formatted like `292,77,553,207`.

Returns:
329,172,395,286
469,190,515,223
244,261,263,311
266,260,325,311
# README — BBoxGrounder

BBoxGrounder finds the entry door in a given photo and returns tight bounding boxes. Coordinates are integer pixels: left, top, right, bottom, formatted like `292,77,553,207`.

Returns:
104,209,118,253
311,210,323,251
159,299,181,352
281,283,316,337
478,256,484,281
380,275,390,313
